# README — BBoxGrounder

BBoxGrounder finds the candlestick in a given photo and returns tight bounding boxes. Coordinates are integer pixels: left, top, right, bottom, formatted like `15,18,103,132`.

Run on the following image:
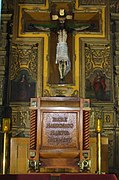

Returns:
2,118,11,133
2,118,11,174
3,132,7,174
96,118,102,133
96,118,102,174
97,132,102,174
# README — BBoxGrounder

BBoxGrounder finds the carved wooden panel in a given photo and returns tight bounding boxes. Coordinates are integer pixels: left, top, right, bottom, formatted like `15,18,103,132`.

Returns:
10,137,108,174
41,112,78,149
10,138,30,174
78,0,106,5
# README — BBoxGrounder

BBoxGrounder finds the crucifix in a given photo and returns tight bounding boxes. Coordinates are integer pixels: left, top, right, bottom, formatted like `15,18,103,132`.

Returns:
24,3,100,85
52,9,72,80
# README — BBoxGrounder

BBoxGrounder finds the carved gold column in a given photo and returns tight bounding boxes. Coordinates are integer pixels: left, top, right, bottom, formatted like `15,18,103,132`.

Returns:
96,118,102,174
2,118,10,174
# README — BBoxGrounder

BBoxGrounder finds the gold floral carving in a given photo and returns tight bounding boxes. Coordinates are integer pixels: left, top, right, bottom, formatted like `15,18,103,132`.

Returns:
43,87,78,97
110,1,119,13
85,44,111,78
71,90,79,97
12,109,30,128
79,0,106,4
43,89,51,97
19,0,45,3
19,111,30,128
11,108,30,137
10,43,38,80
104,112,113,126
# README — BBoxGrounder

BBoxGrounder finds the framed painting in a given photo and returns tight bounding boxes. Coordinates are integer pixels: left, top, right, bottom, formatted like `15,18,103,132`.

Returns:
10,70,36,102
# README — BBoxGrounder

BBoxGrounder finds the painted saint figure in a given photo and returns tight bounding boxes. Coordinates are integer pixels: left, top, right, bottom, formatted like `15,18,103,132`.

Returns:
93,72,106,101
56,29,71,80
18,74,30,101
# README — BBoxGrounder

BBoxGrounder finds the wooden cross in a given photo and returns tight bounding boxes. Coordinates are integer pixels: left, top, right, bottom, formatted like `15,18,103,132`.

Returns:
24,4,99,83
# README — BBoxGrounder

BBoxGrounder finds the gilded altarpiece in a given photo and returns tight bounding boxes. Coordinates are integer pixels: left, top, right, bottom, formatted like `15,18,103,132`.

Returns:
9,0,116,172
84,42,112,102
9,39,44,136
12,0,109,97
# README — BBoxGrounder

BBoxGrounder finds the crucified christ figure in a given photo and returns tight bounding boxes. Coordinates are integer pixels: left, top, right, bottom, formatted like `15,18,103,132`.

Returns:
56,29,71,80
52,9,72,80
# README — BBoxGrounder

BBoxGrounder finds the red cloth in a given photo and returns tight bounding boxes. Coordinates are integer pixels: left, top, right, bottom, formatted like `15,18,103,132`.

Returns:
0,174,51,180
0,174,117,180
60,174,117,180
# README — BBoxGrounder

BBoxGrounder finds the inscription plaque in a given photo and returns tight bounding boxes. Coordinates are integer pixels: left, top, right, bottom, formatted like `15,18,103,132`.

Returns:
41,112,78,148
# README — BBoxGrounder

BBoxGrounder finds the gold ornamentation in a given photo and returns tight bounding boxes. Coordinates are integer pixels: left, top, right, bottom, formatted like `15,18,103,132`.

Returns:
96,118,102,133
85,44,111,78
11,112,18,126
50,87,74,97
110,1,119,13
71,90,79,97
10,43,38,80
2,118,11,133
19,111,30,128
18,0,48,6
11,107,30,136
79,0,105,5
43,89,51,97
104,112,113,125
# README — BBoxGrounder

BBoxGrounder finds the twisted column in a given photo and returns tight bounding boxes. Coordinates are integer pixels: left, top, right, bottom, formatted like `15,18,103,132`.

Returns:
30,110,37,150
83,110,90,150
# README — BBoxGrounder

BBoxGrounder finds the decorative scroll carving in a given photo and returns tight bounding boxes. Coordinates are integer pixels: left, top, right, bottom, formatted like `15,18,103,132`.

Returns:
44,88,79,97
79,0,106,5
12,109,30,137
110,0,119,13
49,86,76,97
12,112,18,127
104,112,114,126
85,44,111,79
18,0,45,4
10,44,38,80
43,89,51,97
71,90,79,97
2,0,14,12
19,111,30,128
85,43,112,101
12,110,30,128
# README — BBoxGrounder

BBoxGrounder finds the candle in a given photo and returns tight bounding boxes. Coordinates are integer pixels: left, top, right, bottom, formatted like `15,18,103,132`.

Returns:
96,118,102,133
2,118,11,133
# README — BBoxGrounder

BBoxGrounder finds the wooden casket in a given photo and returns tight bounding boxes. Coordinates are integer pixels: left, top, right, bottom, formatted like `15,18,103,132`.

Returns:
29,97,91,172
